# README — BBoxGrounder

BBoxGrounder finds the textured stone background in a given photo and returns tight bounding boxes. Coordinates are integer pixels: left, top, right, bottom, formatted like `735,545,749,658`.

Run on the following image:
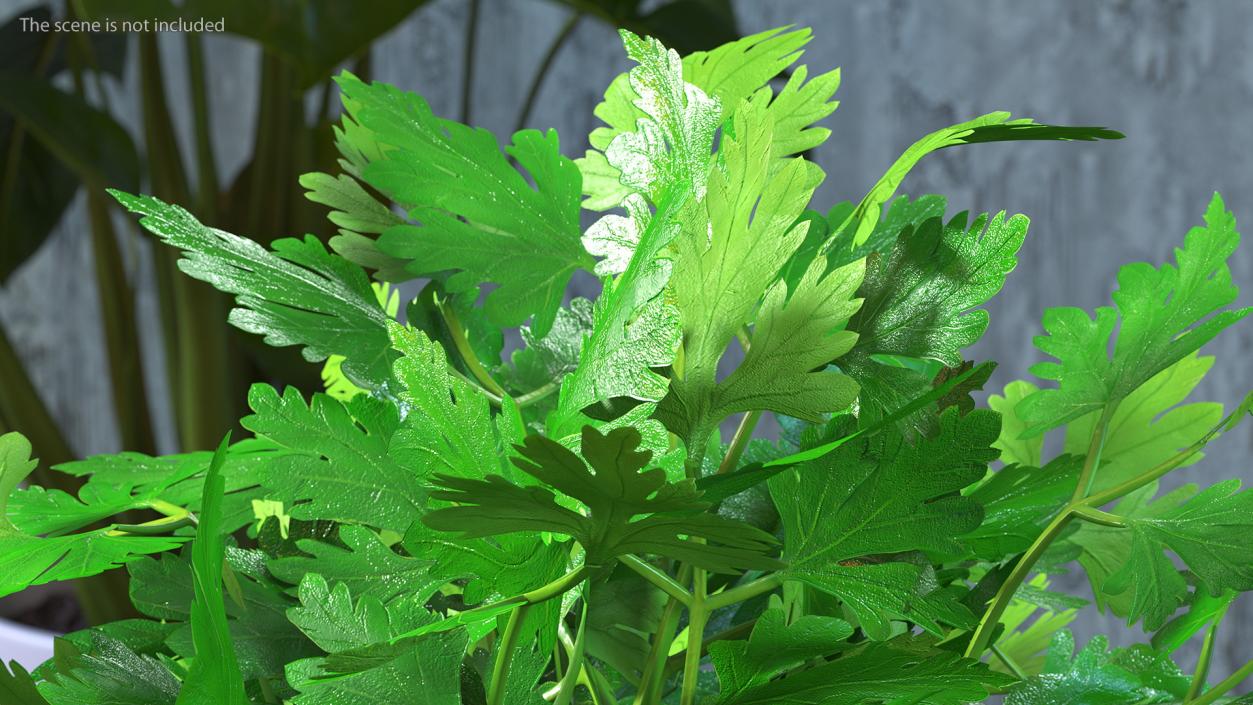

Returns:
1,0,1251,677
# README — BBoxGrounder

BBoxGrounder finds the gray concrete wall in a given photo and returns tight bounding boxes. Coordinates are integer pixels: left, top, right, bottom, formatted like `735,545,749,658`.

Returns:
1,0,1250,678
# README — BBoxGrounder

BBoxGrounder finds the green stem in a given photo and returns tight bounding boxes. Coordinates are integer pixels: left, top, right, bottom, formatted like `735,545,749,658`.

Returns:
705,573,783,612
1190,658,1253,705
635,564,692,705
965,398,1253,661
663,618,756,677
1185,604,1230,703
109,513,195,536
1071,404,1114,503
582,665,616,705
621,554,692,605
965,509,1075,658
1083,418,1236,508
513,10,582,133
487,604,531,705
553,591,589,705
717,411,761,476
991,644,1030,681
679,569,708,705
460,0,480,123
446,365,502,407
438,297,507,398
1071,506,1127,528
516,381,559,408
184,31,219,221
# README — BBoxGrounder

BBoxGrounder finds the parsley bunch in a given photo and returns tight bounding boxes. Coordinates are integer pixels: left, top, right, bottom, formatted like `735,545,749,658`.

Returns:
3,25,1251,705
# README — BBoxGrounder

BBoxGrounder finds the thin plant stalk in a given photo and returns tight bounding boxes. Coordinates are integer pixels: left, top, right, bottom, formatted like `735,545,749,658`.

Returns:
514,11,583,133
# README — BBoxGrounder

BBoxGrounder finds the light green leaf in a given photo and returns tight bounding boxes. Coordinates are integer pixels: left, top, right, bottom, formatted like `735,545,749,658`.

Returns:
553,191,684,430
989,380,1043,466
48,439,286,535
300,171,405,236
336,72,587,336
176,435,247,705
0,433,184,600
1019,193,1250,435
1151,588,1235,654
582,27,839,208
1062,352,1223,494
602,29,720,203
110,190,394,390
656,96,830,459
993,576,1080,677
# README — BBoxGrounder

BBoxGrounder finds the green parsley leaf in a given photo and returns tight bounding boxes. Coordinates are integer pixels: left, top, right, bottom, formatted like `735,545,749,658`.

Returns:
269,524,438,605
601,29,720,203
241,384,424,532
720,635,1012,705
286,591,467,705
1102,480,1253,630
552,191,683,431
0,661,48,705
387,322,504,480
1005,631,1189,705
582,27,841,209
831,113,1121,251
38,633,181,705
961,456,1082,562
708,605,853,702
1061,352,1223,494
1018,193,1251,436
769,408,997,637
657,97,853,463
988,380,1044,466
0,433,183,600
423,426,779,573
335,72,588,336
843,210,1028,429
109,189,394,390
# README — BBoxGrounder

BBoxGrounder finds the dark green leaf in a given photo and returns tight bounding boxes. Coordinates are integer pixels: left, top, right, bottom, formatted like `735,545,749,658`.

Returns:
769,408,996,637
424,425,780,572
720,635,1011,705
